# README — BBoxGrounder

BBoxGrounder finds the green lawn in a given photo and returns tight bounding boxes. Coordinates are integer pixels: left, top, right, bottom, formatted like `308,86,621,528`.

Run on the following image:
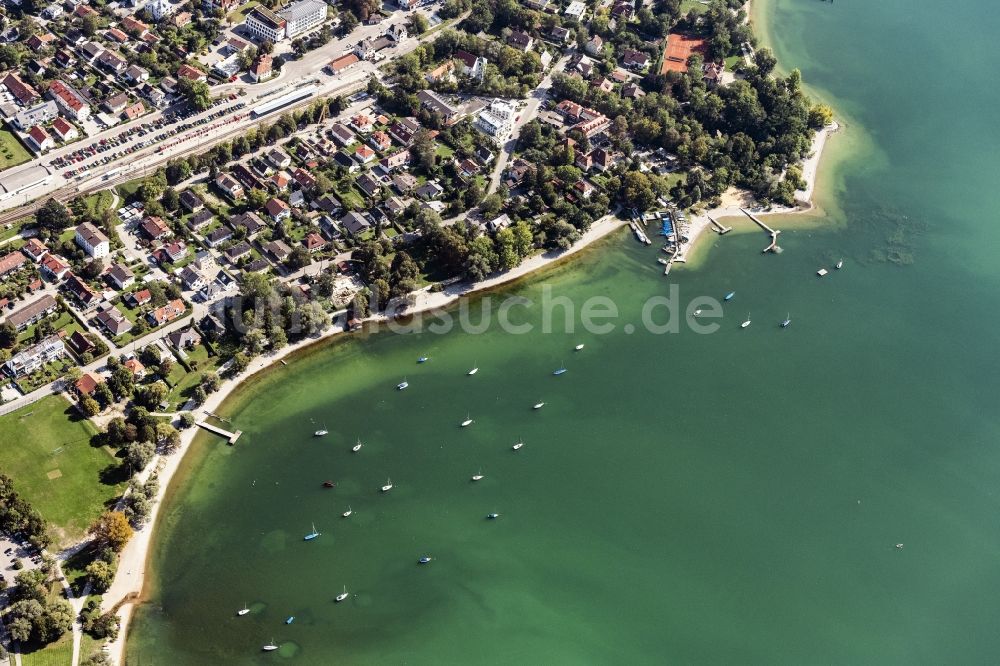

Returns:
227,0,260,22
81,190,116,219
0,396,127,547
724,54,742,70
0,128,31,171
435,144,455,158
21,620,73,666
166,344,221,410
680,0,709,14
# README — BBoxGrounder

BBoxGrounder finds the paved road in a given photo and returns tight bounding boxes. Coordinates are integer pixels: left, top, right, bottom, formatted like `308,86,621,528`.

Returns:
486,55,569,194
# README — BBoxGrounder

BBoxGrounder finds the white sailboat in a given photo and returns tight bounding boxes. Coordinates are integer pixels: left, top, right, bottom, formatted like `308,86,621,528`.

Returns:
533,402,545,409
304,523,320,540
237,604,249,616
740,313,751,328
262,640,279,652
467,365,479,375
780,313,791,328
396,379,409,390
342,505,352,518
461,414,473,427
381,478,393,492
574,344,585,351
335,586,349,603
487,512,500,520
352,439,362,452
836,258,844,269
314,426,328,437
471,469,483,482
512,438,524,451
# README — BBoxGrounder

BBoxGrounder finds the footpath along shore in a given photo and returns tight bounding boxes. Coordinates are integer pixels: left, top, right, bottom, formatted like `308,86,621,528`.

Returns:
101,121,839,664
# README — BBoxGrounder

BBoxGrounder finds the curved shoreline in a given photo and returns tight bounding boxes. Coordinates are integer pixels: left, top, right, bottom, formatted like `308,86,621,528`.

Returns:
105,26,840,666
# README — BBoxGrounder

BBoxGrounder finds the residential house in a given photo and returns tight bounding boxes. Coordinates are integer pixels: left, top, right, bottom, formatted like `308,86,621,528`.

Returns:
356,172,382,198
3,72,39,105
564,0,586,20
474,99,516,143
454,50,487,80
102,92,129,114
78,42,104,65
97,51,129,75
270,170,292,191
122,102,145,121
179,190,204,212
250,54,273,82
125,65,150,85
224,241,252,263
123,358,146,379
389,117,421,145
4,336,66,378
591,77,614,94
106,28,129,44
303,232,326,253
40,254,70,281
147,298,186,327
229,211,266,237
26,126,54,152
264,239,292,262
486,213,512,233
622,82,646,99
416,181,445,200
378,149,411,173
391,172,418,195
64,274,100,309
340,211,371,235
74,373,102,398
586,35,604,56
51,117,78,142
47,80,90,121
549,26,572,45
176,64,207,83
265,198,291,222
5,295,58,331
621,49,650,70
205,227,234,248
267,147,292,169
68,330,95,357
592,147,613,172
179,266,206,291
194,250,216,273
126,289,152,308
106,263,135,290
329,123,355,147
292,168,316,191
22,239,48,263
574,179,596,198
140,215,171,240
122,15,149,36
369,130,391,152
172,11,193,27
75,222,110,258
354,144,376,164
425,60,456,84
349,113,373,134
95,305,133,337
508,30,534,52
611,1,634,18
167,327,201,350
215,172,245,199
160,241,188,263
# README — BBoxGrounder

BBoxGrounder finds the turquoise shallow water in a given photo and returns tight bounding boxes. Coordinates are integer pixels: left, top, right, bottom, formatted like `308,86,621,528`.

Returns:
128,0,1000,663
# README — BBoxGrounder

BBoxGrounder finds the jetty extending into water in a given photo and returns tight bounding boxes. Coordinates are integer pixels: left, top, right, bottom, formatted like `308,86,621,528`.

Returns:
708,215,732,234
739,208,781,253
196,420,242,445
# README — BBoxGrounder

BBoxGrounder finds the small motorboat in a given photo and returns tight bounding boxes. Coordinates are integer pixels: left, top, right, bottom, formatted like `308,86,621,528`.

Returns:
342,506,353,518
314,429,328,437
237,604,250,616
693,309,703,316
817,268,828,276
836,259,844,269
263,641,279,652
471,469,483,482
322,480,335,488
352,439,362,452
461,415,473,427
895,543,904,549
336,586,349,603
741,313,751,329
574,344,585,351
285,616,295,625
533,402,545,409
304,523,320,541
419,556,432,564
381,478,393,492
724,292,735,301
468,366,479,376
780,313,791,328
552,367,567,376
487,513,499,520
512,439,524,451
397,380,409,390
417,355,429,363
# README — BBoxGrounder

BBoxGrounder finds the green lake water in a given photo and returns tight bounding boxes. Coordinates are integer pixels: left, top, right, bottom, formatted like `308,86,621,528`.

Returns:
127,0,1000,662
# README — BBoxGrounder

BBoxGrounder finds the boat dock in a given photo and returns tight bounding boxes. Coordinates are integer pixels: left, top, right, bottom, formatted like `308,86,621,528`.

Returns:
196,420,242,445
628,221,652,245
708,215,732,234
739,208,781,253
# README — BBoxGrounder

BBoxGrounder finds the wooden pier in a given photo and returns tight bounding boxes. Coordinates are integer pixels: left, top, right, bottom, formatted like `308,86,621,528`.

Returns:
708,215,732,234
739,208,781,253
196,420,242,444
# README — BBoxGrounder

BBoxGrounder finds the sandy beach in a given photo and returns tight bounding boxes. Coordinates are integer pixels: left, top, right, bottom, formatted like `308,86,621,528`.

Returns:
100,120,837,664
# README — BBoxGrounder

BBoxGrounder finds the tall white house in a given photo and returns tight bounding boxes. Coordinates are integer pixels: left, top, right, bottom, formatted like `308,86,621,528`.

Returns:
75,222,110,259
474,100,516,143
280,0,327,38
